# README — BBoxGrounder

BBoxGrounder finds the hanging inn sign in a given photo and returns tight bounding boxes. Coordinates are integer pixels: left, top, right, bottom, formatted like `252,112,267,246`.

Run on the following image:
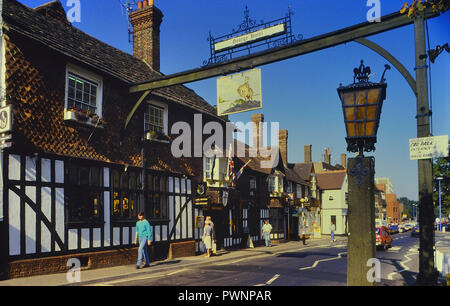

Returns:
203,6,303,66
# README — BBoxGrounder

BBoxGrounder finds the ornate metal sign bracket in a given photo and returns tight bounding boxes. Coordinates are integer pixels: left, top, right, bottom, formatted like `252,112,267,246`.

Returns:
203,6,303,66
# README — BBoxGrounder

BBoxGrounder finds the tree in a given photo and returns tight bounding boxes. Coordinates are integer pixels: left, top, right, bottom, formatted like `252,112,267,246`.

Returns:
433,147,450,219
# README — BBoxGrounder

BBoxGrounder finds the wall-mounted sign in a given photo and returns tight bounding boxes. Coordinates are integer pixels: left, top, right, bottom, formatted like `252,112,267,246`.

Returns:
0,104,13,134
214,23,286,53
217,69,262,116
409,135,448,160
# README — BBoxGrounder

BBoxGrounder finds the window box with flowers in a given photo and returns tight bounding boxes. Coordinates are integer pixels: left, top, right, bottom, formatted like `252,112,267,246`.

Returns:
64,107,106,128
145,130,170,143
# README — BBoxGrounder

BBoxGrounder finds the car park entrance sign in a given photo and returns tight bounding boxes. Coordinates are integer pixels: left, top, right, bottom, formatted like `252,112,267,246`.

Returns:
409,135,448,160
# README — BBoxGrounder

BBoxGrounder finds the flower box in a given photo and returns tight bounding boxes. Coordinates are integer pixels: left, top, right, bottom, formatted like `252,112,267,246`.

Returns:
64,109,105,128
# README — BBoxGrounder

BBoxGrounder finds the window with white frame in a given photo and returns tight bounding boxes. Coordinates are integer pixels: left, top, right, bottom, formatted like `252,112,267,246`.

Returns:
286,181,293,193
144,102,167,134
268,176,276,193
249,177,257,190
204,156,214,180
296,184,303,199
66,65,103,116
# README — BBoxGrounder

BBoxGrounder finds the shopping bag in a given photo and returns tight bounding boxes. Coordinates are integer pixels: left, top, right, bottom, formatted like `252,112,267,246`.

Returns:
200,241,206,253
212,242,217,254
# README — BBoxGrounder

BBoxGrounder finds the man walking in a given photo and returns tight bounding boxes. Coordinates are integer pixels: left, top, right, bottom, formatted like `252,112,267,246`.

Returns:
330,221,336,243
262,220,272,247
135,211,152,269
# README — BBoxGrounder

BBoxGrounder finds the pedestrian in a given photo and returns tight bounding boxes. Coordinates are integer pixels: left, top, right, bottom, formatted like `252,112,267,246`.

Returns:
262,220,272,247
135,211,152,269
202,219,213,258
330,221,336,242
206,216,217,254
301,227,307,245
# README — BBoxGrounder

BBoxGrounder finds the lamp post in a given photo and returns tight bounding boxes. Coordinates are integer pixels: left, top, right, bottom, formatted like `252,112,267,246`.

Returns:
337,60,389,286
436,177,443,232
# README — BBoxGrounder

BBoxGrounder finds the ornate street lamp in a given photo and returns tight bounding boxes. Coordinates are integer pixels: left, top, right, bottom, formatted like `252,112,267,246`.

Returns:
338,60,390,285
337,60,391,156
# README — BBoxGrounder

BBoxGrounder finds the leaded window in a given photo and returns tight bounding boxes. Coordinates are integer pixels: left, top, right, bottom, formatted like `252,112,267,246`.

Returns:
67,72,98,113
67,164,103,223
112,170,140,220
144,104,165,134
146,174,169,219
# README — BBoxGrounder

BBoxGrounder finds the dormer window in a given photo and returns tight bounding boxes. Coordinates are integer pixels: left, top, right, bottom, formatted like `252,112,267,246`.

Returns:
64,64,103,125
67,73,98,113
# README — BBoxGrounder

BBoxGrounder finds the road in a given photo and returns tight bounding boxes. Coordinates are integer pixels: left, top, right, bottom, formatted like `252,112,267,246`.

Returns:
84,231,443,286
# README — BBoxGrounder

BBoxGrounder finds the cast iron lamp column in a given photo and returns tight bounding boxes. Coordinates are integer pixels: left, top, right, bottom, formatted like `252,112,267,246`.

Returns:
337,61,390,286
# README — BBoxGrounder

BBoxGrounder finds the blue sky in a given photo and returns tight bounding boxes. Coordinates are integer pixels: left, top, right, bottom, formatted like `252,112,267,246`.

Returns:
20,0,449,201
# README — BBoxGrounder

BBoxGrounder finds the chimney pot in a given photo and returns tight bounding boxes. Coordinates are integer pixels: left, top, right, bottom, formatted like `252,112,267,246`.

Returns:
143,0,149,7
138,1,143,9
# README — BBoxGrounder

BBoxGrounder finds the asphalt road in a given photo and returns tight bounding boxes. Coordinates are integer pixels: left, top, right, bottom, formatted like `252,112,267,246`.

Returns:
87,231,439,286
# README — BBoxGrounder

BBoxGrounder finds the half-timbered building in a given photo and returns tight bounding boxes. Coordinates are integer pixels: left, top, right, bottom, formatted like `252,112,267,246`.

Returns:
0,0,228,278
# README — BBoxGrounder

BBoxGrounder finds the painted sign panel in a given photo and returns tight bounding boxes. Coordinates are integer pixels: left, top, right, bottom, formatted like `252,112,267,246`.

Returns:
214,23,286,52
217,69,262,116
0,104,12,134
409,135,449,160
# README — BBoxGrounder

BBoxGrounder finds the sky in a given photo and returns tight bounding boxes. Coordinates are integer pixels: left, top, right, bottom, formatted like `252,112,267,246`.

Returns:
19,0,450,201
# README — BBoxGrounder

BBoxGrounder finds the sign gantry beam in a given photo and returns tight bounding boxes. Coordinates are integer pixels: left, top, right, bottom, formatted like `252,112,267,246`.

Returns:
129,7,439,94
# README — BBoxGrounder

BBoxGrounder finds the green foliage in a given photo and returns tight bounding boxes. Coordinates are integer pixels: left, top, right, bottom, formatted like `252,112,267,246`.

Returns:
400,0,450,18
433,151,450,217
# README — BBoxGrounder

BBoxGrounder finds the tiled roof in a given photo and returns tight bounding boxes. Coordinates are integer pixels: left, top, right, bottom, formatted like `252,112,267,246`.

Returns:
316,171,346,190
288,163,313,182
2,0,222,120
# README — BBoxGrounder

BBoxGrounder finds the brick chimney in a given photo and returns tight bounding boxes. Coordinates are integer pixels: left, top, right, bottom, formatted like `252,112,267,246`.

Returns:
278,130,288,166
129,0,163,71
324,147,331,164
304,145,312,163
340,153,347,168
251,114,264,156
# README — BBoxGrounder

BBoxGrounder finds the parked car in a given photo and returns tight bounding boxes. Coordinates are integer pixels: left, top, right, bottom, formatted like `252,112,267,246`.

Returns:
389,224,399,234
404,223,413,231
376,227,393,250
411,225,420,237
398,224,405,233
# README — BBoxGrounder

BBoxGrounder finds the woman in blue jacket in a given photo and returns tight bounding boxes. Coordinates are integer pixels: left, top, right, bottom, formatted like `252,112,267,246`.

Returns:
135,212,152,269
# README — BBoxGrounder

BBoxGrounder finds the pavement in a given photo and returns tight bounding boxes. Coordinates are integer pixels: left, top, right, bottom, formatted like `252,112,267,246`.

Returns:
0,236,346,286
1,233,448,286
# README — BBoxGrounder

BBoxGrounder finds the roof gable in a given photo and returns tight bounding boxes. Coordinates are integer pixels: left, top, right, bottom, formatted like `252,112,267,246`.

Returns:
316,171,347,190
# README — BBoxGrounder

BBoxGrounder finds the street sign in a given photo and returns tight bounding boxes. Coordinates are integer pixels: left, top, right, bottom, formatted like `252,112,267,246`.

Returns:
409,135,449,160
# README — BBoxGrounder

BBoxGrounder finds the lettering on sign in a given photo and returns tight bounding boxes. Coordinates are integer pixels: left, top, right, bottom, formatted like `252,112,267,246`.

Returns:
409,135,449,160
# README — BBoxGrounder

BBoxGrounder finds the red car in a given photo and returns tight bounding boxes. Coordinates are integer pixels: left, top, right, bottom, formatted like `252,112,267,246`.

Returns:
376,227,392,250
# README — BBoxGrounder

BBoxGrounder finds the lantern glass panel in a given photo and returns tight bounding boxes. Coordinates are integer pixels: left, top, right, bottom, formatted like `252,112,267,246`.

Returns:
367,88,380,103
366,121,375,136
342,92,354,105
355,90,367,105
367,105,377,121
347,122,356,137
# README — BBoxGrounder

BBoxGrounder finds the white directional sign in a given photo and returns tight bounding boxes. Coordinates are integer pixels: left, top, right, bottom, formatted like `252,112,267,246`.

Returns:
409,135,449,160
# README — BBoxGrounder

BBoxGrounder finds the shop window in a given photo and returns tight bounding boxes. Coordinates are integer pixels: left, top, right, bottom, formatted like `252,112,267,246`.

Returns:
67,164,103,223
146,174,169,220
112,169,141,220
